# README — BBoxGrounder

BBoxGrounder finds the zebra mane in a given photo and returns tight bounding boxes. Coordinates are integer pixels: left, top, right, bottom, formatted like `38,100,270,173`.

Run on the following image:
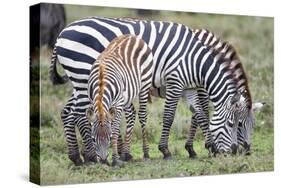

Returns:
193,29,252,109
94,35,131,125
96,62,106,125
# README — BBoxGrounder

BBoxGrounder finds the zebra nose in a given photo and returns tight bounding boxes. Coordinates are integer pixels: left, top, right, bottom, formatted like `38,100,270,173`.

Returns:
100,159,110,165
243,142,251,155
231,143,238,155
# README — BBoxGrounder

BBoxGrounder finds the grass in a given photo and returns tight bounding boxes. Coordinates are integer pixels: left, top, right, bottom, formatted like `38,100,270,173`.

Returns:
36,5,274,185
39,124,273,185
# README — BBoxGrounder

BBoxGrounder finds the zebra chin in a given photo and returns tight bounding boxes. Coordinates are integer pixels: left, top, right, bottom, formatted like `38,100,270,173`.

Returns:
96,156,110,165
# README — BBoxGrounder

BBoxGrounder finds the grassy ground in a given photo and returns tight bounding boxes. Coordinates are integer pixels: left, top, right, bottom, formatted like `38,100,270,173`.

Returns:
38,5,273,185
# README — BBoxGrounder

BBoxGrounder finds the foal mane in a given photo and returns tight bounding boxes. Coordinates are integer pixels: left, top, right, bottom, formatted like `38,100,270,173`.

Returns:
95,63,106,125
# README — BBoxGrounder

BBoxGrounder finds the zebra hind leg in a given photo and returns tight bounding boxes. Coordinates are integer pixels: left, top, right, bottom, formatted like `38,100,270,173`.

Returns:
75,115,97,164
61,107,83,166
185,112,199,158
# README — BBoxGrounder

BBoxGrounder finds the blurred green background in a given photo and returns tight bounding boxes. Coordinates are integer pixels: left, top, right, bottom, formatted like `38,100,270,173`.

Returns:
38,4,273,185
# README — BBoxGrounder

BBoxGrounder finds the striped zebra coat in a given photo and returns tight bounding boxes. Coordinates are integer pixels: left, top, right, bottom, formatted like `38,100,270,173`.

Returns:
151,29,264,156
86,35,153,166
189,29,264,155
50,17,242,163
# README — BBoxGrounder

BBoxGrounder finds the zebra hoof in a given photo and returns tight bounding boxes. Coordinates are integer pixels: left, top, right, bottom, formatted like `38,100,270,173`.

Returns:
112,159,125,167
143,153,150,162
143,158,150,162
163,151,172,160
185,143,197,159
143,153,150,160
163,155,172,160
74,159,83,166
69,153,83,166
245,151,251,156
189,152,197,159
159,146,172,160
120,153,133,161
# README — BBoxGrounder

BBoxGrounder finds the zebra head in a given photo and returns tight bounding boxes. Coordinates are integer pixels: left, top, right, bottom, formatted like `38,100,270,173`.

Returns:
210,92,242,155
238,101,265,155
86,107,115,163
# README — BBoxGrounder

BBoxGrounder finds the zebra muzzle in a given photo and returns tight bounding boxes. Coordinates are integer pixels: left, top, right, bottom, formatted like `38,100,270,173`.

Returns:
231,143,238,155
243,142,251,155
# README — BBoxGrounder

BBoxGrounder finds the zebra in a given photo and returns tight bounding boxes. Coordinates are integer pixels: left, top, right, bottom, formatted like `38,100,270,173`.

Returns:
188,29,264,156
150,28,265,157
86,34,153,166
50,17,242,162
193,29,265,155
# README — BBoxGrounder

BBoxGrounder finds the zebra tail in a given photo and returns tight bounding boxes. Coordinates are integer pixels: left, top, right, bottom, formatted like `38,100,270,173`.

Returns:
49,45,68,85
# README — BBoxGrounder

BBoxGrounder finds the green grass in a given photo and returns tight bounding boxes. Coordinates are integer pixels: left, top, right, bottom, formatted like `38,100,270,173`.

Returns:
37,5,273,185
39,124,273,185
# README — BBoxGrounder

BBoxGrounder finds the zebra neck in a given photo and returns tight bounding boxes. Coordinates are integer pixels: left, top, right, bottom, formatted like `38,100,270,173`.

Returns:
199,52,238,108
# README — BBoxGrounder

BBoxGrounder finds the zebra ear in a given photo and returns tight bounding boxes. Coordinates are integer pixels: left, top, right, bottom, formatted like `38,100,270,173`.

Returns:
86,107,95,122
252,102,266,112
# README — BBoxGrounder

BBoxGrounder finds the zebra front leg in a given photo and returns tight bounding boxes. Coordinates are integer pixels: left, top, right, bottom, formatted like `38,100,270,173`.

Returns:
117,133,124,156
159,83,183,160
111,111,125,167
120,104,136,161
198,117,216,156
75,115,97,163
183,89,215,157
61,108,83,166
187,111,215,156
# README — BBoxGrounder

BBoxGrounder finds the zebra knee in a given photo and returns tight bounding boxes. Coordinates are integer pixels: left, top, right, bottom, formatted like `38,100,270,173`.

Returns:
120,152,133,161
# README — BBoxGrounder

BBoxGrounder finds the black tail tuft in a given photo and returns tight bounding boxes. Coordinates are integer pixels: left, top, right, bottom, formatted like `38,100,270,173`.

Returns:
49,46,68,85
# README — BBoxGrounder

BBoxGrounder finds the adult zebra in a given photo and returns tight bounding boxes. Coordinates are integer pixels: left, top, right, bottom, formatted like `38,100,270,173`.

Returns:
87,34,153,166
50,17,241,164
151,28,265,157
187,29,264,156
